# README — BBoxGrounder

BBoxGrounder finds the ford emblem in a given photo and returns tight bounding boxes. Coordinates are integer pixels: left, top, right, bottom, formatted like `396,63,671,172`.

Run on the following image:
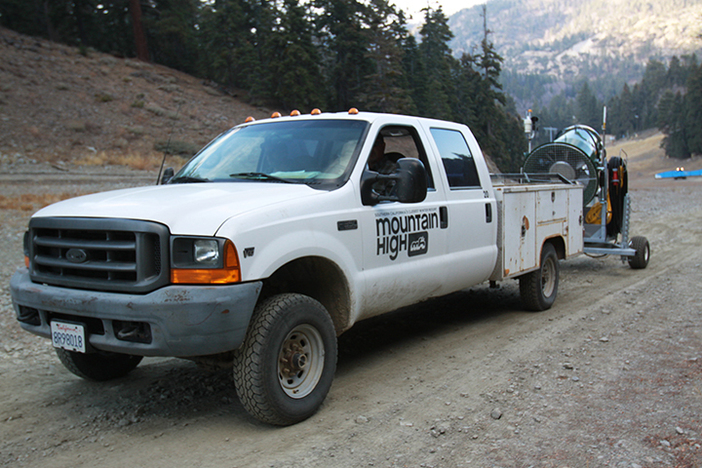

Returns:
66,248,88,264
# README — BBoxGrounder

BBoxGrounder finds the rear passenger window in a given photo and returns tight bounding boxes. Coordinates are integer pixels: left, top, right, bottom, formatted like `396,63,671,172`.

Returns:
431,128,481,189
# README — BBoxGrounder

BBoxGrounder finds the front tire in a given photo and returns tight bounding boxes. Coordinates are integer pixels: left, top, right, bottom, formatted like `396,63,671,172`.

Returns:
233,293,337,426
519,242,559,312
55,348,143,381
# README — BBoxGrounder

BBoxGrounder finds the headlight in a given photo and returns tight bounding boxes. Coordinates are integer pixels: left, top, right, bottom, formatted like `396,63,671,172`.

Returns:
194,239,220,265
170,237,240,284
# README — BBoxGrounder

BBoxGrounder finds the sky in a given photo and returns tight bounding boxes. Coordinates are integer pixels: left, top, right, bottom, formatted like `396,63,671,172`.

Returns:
392,0,484,22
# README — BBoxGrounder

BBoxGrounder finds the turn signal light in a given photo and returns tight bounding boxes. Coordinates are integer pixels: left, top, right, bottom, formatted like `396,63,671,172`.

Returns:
171,241,241,284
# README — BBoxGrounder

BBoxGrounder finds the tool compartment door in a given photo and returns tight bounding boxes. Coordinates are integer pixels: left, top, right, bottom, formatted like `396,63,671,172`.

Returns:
501,188,537,276
499,184,583,279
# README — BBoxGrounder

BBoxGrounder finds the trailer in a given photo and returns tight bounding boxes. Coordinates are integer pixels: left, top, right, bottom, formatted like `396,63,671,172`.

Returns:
523,121,650,269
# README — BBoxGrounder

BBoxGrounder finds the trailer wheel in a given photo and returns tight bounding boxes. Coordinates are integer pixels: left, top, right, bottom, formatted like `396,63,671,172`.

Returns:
628,236,650,269
233,293,337,426
55,348,143,381
519,243,559,312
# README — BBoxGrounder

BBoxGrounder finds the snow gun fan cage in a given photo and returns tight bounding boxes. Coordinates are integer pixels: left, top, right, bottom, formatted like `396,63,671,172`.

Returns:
522,120,650,269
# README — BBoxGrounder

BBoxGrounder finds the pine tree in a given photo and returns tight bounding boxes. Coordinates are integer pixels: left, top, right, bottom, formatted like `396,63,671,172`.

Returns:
417,6,456,120
475,5,504,107
143,0,201,73
657,90,690,159
198,0,256,90
638,59,667,128
401,33,425,115
314,0,373,111
616,84,636,136
471,5,509,149
264,0,326,111
355,0,413,113
575,81,600,129
0,0,51,39
684,63,702,155
453,53,482,133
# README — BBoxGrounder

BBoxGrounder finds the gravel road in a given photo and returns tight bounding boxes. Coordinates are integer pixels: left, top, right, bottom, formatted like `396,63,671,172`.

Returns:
1,162,700,468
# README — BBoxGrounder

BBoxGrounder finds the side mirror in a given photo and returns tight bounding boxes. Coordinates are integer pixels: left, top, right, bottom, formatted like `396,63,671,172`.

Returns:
361,158,428,206
395,158,428,203
161,167,174,185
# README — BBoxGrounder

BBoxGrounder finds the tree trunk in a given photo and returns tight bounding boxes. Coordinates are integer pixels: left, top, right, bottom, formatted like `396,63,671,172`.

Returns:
43,1,58,42
129,0,149,62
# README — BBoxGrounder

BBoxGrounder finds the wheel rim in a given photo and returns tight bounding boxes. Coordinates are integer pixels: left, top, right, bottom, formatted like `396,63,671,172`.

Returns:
541,256,557,298
278,324,325,399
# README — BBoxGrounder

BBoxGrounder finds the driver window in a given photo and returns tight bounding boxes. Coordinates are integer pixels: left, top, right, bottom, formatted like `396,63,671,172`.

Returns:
367,126,434,189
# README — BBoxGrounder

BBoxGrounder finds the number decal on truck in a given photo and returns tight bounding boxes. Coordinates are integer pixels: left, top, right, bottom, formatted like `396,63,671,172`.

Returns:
375,208,438,260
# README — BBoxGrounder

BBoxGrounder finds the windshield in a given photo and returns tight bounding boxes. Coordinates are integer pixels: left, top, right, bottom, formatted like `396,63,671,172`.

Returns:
171,119,369,189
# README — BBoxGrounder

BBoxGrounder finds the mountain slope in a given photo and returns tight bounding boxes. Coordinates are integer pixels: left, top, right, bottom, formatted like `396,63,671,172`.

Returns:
0,27,271,166
449,0,702,98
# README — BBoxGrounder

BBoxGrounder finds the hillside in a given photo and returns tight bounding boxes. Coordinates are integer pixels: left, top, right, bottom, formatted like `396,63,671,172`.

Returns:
2,25,699,186
450,0,702,103
0,27,271,168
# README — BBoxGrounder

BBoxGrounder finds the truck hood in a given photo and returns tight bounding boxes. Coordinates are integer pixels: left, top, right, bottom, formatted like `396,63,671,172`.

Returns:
33,182,321,236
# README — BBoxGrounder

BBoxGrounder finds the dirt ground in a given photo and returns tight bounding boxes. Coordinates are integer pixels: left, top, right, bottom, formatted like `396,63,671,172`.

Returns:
1,136,701,468
1,25,702,468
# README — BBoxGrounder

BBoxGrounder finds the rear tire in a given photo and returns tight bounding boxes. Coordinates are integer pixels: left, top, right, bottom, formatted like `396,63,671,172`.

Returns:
55,348,143,381
519,243,559,311
628,236,650,269
233,293,337,426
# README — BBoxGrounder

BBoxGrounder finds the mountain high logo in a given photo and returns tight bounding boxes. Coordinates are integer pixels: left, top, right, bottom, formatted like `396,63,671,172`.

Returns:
375,208,438,260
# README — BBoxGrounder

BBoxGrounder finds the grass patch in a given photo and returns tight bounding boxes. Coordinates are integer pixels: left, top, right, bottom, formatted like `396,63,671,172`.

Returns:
95,92,115,103
112,153,163,170
73,150,171,170
154,140,200,157
145,104,165,116
0,193,88,211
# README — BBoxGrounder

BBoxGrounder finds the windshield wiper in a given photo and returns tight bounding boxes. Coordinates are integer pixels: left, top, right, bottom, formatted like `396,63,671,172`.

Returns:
170,175,210,184
229,172,293,183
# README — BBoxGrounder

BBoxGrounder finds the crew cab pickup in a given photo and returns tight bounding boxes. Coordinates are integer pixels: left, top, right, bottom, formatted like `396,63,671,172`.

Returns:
11,111,582,425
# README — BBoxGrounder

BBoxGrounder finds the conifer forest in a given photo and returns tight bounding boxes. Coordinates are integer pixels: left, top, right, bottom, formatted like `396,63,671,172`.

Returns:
1,0,701,163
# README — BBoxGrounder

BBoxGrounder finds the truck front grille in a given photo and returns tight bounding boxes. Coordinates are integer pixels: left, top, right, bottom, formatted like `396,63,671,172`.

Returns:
28,218,170,293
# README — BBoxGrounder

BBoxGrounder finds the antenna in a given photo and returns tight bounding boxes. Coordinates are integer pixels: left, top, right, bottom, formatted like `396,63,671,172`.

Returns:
156,101,183,185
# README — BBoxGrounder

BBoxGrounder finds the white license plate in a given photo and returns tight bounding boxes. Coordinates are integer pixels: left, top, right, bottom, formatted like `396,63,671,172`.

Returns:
51,321,86,353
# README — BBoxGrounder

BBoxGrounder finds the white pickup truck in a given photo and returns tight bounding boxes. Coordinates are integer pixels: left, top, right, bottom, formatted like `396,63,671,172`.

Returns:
11,110,582,425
